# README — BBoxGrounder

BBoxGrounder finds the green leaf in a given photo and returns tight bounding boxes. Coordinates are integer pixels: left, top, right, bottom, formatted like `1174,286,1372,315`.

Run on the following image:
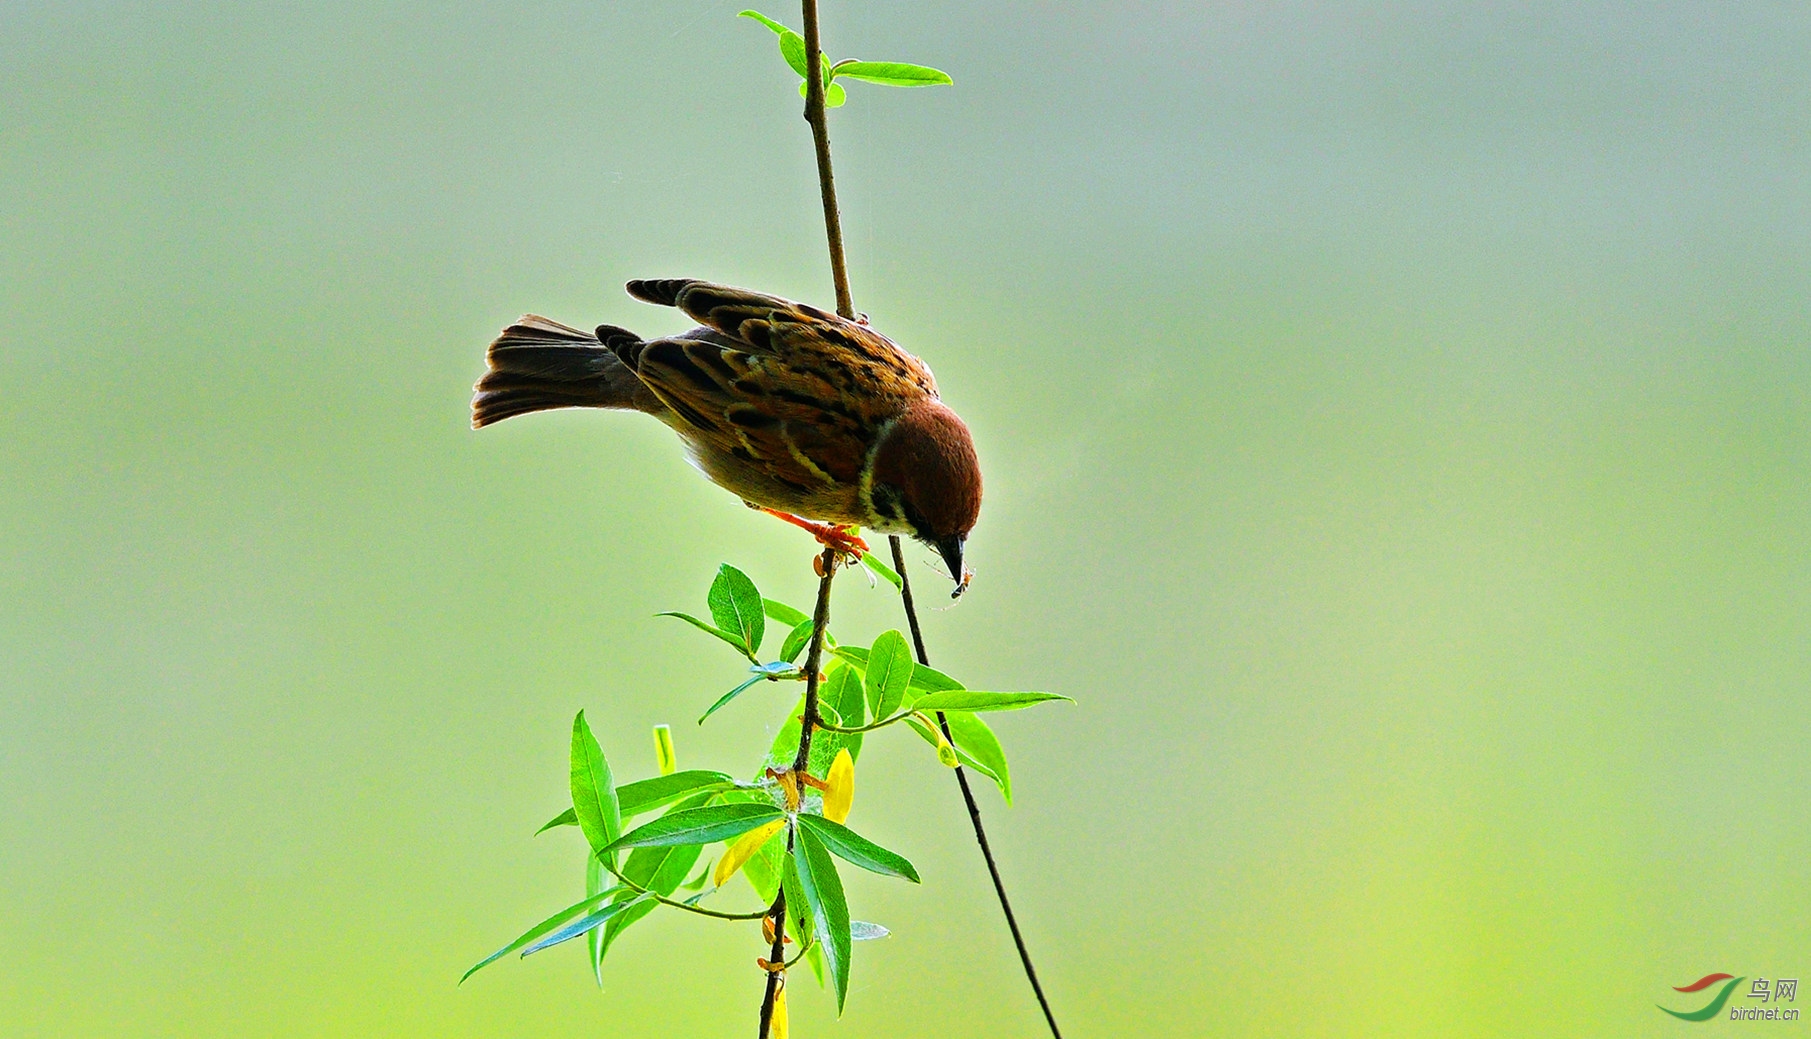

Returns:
906,663,964,694
779,30,810,79
601,791,713,957
864,630,914,718
679,862,712,891
860,552,903,589
585,850,609,985
780,855,822,987
570,712,622,863
779,617,815,663
708,564,765,657
832,61,953,87
830,645,963,694
765,695,808,773
797,814,920,882
461,887,622,983
535,807,577,835
942,711,1011,803
800,79,847,107
762,598,809,628
849,920,890,940
656,611,755,660
741,819,788,903
910,690,1071,713
792,826,853,1012
737,9,792,35
820,664,866,764
606,802,784,853
522,893,652,957
698,674,765,725
616,769,736,817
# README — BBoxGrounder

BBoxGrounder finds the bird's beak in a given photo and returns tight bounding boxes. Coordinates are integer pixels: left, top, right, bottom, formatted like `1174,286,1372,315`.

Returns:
934,534,965,585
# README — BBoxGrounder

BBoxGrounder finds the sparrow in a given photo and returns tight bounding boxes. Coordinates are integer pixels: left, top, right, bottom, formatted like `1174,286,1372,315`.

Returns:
472,279,981,587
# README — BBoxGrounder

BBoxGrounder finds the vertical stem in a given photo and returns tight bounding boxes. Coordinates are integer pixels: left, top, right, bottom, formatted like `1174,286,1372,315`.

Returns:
891,538,1065,1039
757,545,838,1038
795,3,1063,1036
800,0,854,319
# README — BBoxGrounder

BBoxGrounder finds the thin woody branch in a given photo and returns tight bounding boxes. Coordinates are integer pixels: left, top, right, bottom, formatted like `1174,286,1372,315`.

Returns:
756,543,838,1038
767,3,1065,1037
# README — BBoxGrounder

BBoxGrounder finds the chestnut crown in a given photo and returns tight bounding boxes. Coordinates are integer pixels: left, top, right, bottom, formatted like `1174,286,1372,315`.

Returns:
868,399,981,579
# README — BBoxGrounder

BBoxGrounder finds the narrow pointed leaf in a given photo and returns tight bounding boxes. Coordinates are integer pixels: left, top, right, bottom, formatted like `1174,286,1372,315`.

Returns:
860,551,903,589
585,850,608,985
864,630,914,718
707,564,765,657
780,856,820,986
792,826,852,1012
606,802,784,853
804,941,827,987
698,674,765,724
905,663,964,694
461,888,620,983
765,694,808,773
521,894,652,957
941,711,1011,803
762,598,809,628
832,61,953,86
713,818,788,887
616,769,736,817
656,611,754,659
535,807,577,835
797,814,919,882
814,665,865,765
600,792,714,957
909,690,1071,712
779,30,810,79
849,921,890,940
830,645,962,693
570,712,621,861
601,849,701,957
779,617,815,663
737,9,791,35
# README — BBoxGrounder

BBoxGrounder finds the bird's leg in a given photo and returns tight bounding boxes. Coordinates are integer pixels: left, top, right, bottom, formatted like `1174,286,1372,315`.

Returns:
752,506,869,562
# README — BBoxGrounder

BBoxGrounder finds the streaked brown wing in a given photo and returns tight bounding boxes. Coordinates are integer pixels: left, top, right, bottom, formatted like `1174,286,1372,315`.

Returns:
627,278,938,400
630,335,882,490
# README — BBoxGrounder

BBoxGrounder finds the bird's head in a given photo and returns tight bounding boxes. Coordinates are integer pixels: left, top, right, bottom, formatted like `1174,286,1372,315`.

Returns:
866,399,982,588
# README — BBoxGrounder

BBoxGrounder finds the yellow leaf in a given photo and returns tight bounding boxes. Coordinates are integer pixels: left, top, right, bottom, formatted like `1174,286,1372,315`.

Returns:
823,748,855,824
714,819,786,888
653,724,677,776
769,981,788,1039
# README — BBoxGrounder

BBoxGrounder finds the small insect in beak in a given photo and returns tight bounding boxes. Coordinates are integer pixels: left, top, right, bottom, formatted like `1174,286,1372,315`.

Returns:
951,567,973,600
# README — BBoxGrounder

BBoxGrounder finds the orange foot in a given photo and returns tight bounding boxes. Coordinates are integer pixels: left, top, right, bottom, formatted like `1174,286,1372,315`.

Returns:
756,507,869,563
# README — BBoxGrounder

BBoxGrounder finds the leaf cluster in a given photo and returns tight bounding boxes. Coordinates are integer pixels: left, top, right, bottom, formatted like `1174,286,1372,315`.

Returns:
739,9,953,108
466,562,1069,1019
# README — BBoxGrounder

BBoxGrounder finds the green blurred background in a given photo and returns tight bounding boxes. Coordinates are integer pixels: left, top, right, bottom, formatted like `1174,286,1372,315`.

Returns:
3,2,1807,1035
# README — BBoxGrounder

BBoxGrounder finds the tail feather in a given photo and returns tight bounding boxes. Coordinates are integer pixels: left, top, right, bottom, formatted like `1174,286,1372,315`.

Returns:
472,316,658,428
